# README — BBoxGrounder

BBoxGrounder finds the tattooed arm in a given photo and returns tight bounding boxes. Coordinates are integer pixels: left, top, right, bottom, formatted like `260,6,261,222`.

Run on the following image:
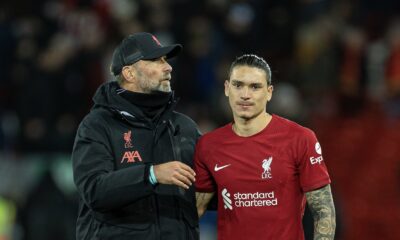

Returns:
196,192,215,218
305,184,336,240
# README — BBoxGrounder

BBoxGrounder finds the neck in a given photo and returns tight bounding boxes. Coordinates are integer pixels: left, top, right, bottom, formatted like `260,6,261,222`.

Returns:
116,83,172,120
232,112,272,137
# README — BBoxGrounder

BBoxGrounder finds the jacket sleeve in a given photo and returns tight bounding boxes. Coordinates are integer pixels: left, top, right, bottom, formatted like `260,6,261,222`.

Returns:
72,119,154,212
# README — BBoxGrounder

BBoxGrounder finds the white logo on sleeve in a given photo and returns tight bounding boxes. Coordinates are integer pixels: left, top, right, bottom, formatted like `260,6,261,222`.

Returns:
214,164,231,172
310,142,323,164
315,142,322,154
222,188,233,210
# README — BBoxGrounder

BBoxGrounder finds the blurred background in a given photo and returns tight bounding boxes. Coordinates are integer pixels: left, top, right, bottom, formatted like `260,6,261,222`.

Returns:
0,0,400,239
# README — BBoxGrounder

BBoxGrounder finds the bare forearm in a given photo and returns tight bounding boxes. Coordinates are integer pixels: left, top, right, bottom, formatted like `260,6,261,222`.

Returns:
305,184,336,240
196,192,214,218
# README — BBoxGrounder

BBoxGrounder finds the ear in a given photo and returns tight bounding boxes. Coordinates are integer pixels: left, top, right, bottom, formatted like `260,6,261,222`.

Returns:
267,85,274,101
122,66,135,82
224,80,230,97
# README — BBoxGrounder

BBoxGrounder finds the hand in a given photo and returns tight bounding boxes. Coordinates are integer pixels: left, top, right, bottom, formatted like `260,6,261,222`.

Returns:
153,161,196,189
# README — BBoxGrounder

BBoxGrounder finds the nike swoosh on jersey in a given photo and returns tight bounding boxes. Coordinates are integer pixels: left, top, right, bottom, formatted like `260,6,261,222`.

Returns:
214,164,231,172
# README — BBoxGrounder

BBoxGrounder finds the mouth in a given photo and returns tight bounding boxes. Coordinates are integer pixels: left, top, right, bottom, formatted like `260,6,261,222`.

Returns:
237,102,254,107
164,73,172,80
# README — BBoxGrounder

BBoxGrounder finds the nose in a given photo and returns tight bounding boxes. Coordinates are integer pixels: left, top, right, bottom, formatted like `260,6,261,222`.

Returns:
240,87,251,100
161,58,172,73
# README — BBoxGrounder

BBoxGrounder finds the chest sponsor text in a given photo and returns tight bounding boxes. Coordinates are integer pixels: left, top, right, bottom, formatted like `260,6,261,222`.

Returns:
222,188,278,209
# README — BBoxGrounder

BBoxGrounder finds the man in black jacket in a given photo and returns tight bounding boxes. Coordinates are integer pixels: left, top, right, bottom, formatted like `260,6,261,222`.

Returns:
72,32,200,240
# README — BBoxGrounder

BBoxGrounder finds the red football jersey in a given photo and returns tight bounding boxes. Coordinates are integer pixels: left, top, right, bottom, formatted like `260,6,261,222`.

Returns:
194,115,331,240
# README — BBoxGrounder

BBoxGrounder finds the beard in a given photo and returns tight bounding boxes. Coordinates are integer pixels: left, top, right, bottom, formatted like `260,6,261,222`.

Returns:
138,75,172,93
156,81,172,92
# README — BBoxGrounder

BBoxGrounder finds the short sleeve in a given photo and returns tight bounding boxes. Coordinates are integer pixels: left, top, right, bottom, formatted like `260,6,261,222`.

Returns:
297,129,331,192
194,138,216,192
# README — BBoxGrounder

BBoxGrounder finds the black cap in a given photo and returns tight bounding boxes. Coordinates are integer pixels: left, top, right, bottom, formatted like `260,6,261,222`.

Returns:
110,32,182,76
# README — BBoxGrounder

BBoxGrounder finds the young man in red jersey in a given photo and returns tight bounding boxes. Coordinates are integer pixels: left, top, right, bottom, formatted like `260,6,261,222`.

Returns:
194,54,336,240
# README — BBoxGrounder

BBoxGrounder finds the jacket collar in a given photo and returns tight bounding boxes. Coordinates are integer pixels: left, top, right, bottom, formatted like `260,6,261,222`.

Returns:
92,81,178,127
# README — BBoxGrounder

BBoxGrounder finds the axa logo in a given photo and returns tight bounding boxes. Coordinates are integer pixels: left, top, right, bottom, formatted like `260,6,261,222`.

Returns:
124,130,133,148
222,188,233,210
261,156,273,179
121,151,143,163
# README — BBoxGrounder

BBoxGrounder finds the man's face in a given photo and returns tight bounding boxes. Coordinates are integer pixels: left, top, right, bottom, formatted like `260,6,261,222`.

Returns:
132,56,173,93
225,65,273,120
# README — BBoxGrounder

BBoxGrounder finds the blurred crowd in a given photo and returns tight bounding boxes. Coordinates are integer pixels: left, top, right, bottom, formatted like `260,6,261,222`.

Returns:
0,0,400,239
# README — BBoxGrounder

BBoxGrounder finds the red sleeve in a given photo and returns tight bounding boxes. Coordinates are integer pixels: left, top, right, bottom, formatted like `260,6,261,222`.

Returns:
194,137,216,192
297,129,331,192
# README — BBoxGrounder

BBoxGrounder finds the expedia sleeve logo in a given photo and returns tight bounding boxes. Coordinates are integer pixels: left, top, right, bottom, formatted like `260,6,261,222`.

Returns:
310,142,323,165
315,142,322,154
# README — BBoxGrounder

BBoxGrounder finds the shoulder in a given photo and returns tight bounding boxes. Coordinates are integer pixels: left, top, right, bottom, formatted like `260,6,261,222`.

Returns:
194,124,231,160
172,111,198,128
197,124,231,146
77,108,111,137
171,111,201,141
82,108,109,126
272,114,315,138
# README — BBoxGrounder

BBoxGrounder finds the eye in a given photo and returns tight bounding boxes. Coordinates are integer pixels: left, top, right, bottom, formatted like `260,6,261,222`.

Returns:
231,82,242,88
250,84,262,90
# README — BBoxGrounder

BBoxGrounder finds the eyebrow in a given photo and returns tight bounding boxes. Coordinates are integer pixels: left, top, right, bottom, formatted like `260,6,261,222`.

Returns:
231,80,243,84
231,80,264,86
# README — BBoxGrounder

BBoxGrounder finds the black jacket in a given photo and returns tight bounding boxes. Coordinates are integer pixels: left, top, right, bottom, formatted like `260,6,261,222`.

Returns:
72,82,200,240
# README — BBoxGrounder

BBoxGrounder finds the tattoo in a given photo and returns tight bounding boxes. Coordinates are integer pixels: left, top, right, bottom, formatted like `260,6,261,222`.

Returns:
195,192,214,218
195,192,207,206
305,184,336,240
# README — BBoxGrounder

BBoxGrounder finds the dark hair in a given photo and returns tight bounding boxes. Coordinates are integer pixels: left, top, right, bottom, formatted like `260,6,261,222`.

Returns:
228,54,272,85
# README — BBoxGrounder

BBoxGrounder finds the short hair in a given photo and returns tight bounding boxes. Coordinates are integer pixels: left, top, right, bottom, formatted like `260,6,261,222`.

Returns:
228,54,272,85
115,74,124,85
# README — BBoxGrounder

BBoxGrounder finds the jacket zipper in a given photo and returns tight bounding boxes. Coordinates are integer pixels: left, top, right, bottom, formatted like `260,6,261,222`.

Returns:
167,121,186,226
149,127,161,240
